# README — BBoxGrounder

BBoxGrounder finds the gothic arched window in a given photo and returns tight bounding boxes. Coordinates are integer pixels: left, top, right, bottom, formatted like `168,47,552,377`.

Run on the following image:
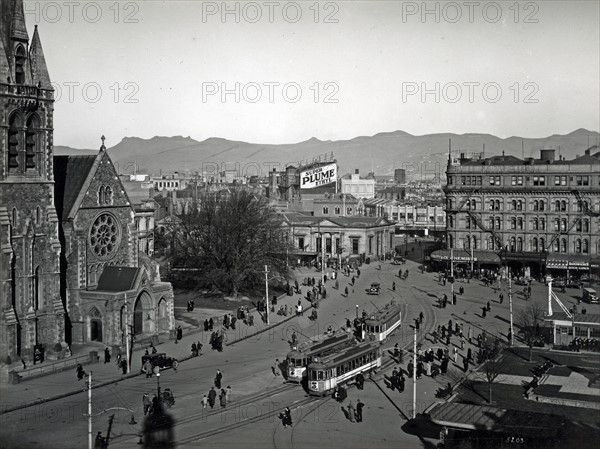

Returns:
583,239,589,254
98,186,105,205
15,45,26,84
104,186,113,205
8,113,21,172
25,115,38,169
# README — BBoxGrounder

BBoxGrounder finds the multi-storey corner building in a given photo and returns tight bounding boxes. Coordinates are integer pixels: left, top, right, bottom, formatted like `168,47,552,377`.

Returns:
443,148,600,277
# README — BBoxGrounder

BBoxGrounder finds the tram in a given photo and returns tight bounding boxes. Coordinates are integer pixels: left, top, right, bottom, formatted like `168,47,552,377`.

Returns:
307,342,381,396
286,332,356,383
364,302,402,342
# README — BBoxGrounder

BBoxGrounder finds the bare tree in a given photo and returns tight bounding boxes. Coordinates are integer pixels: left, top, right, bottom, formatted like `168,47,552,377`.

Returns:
517,302,546,361
477,337,508,404
167,190,292,296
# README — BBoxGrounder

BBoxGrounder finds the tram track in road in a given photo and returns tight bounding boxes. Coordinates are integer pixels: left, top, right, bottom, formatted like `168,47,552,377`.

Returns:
111,382,299,447
177,395,321,446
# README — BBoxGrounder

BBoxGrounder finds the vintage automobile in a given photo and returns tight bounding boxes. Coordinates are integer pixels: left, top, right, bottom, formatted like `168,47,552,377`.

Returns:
369,282,381,295
392,255,406,265
140,353,179,374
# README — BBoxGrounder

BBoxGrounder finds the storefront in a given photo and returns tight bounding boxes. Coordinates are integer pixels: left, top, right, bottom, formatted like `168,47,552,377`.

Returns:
429,249,501,275
546,255,592,282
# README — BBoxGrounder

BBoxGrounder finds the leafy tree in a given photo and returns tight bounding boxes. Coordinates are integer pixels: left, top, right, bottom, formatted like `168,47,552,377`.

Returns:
167,190,292,296
517,302,545,361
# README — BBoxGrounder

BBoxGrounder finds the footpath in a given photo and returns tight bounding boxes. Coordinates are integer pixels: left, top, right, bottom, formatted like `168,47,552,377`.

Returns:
0,268,321,415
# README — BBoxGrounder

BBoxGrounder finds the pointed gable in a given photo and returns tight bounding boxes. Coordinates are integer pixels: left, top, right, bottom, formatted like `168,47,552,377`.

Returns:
54,147,134,221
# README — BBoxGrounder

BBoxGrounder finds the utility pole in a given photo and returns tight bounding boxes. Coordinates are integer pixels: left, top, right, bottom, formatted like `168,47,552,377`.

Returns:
264,265,270,325
88,371,92,449
124,293,130,374
412,326,417,419
450,247,454,298
509,267,514,346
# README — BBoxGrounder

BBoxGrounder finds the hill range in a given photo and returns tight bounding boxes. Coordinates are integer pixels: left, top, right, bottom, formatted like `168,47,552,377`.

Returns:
54,128,600,179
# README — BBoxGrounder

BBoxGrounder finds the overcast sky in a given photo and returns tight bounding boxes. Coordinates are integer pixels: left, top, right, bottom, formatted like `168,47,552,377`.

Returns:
24,0,600,149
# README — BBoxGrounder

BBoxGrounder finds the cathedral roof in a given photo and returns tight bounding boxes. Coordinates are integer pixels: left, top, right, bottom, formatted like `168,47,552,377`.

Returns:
53,155,98,221
96,266,141,292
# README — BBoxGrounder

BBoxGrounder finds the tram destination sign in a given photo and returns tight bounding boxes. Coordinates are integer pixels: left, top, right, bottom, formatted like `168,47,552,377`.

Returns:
300,163,337,189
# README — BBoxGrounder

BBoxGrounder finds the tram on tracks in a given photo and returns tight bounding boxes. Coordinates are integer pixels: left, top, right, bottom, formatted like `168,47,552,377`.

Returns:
286,332,356,383
307,342,381,396
364,302,402,342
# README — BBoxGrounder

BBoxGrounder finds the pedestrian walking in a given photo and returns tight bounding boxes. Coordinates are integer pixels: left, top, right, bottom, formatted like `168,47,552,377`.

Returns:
345,286,349,296
347,401,356,422
272,359,280,376
467,347,472,361
499,293,504,304
120,358,127,374
208,387,217,409
392,282,396,291
399,374,405,392
142,393,152,415
215,369,223,389
453,293,457,305
487,301,491,311
104,347,111,364
143,359,152,378
226,386,232,403
356,371,365,390
453,347,458,363
463,356,469,372
175,325,183,343
219,389,227,408
356,399,364,422
482,307,487,318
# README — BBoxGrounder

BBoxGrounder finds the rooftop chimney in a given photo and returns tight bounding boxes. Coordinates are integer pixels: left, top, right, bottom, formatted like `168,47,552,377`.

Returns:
540,149,556,163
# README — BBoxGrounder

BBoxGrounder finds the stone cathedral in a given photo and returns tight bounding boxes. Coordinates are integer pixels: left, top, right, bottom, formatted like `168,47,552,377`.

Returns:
0,0,174,369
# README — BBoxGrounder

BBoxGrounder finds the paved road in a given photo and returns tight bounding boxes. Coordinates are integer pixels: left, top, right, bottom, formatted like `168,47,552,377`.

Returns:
1,260,593,449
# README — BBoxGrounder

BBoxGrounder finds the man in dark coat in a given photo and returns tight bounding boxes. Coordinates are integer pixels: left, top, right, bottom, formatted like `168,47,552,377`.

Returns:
209,318,214,330
104,347,111,364
175,325,183,343
204,319,209,332
356,399,364,423
407,361,414,378
356,372,365,390
398,374,405,392
215,369,223,388
390,368,398,390
208,387,217,409
120,358,127,374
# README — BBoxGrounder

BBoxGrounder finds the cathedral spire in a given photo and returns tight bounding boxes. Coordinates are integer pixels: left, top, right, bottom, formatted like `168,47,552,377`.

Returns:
11,0,29,42
30,25,52,89
100,135,106,151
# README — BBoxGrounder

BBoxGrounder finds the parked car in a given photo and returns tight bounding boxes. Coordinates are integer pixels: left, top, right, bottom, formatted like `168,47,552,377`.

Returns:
140,353,178,373
392,256,406,265
368,282,381,295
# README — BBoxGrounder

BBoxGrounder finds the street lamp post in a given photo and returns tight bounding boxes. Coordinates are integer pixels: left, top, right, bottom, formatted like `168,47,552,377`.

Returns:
264,265,270,325
509,267,514,346
412,326,417,419
155,369,161,404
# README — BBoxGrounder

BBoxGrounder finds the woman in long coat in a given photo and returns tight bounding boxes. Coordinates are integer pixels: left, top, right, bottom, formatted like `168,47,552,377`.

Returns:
219,389,227,407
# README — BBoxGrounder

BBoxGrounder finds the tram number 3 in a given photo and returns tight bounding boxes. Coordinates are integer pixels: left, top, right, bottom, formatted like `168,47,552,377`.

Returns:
506,437,525,444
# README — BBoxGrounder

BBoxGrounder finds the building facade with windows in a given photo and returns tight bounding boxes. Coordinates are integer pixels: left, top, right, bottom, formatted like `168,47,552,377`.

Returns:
444,148,600,276
280,212,396,264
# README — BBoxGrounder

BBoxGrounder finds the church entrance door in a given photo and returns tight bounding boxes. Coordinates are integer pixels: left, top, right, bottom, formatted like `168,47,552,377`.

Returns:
91,319,103,342
133,300,143,335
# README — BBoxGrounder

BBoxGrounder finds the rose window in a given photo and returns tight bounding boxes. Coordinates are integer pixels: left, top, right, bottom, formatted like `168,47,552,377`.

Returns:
90,213,120,258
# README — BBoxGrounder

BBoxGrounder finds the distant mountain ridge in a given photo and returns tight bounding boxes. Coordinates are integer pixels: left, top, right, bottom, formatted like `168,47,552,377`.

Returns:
54,129,600,177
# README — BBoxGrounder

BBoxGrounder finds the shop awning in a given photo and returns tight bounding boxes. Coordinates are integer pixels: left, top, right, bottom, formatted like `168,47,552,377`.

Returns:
546,254,591,270
430,250,501,264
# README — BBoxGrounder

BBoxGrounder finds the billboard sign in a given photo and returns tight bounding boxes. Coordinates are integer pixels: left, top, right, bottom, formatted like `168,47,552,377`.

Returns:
300,163,337,189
